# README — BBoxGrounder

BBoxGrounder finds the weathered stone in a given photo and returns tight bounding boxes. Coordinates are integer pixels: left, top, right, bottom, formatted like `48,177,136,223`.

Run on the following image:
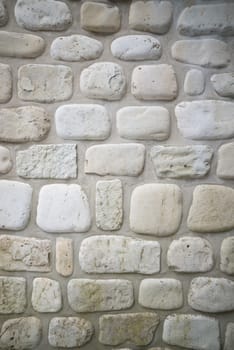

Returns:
56,238,73,277
79,235,160,274
131,64,177,100
0,277,26,314
224,323,234,350
220,237,234,275
116,106,170,141
48,317,93,347
81,1,120,33
184,69,205,96
32,278,62,313
99,313,160,346
130,184,182,236
151,145,213,179
172,39,230,68
175,100,234,140
0,106,50,143
187,185,234,233
139,279,183,310
0,146,12,174
0,317,42,350
0,0,8,26
51,35,103,61
188,277,234,312
18,64,73,102
55,104,111,140
85,144,145,176
96,179,123,231
111,35,161,61
0,235,51,272
37,184,91,233
211,73,234,98
163,314,220,350
0,180,32,230
0,63,12,102
16,144,77,179
217,143,234,179
80,62,126,100
129,0,173,34
15,0,72,31
167,237,214,273
68,279,134,312
177,4,234,36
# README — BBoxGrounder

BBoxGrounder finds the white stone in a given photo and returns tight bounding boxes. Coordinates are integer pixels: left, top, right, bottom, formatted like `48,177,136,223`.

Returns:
211,73,234,98
220,237,234,275
0,63,12,102
217,143,234,179
48,317,93,347
32,278,62,313
0,146,12,174
131,64,177,100
139,279,183,310
0,277,26,314
151,145,213,179
187,185,234,233
0,180,32,230
172,39,230,68
80,62,126,100
0,0,8,26
175,100,234,140
68,279,134,312
224,323,234,350
15,0,72,31
51,35,103,61
0,106,50,143
130,184,182,236
129,1,173,34
184,69,205,96
0,234,51,272
163,314,220,350
111,35,161,61
56,238,73,277
96,179,123,231
167,237,214,273
85,144,145,176
16,144,77,179
99,313,160,346
55,104,111,141
79,235,160,274
116,106,170,141
188,277,234,313
36,184,91,233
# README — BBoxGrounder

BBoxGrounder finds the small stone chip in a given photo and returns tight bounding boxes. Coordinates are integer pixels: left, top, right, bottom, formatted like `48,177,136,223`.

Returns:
32,278,62,313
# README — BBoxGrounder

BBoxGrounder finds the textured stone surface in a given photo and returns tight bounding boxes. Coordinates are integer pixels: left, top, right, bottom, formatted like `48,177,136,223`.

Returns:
131,64,178,100
0,0,8,26
37,184,91,233
151,145,213,179
130,184,182,236
0,63,12,102
55,104,111,140
68,279,133,312
85,144,145,176
217,143,234,179
79,235,160,274
211,73,234,98
18,64,73,102
0,277,26,314
175,100,234,140
220,237,234,275
0,180,32,230
184,69,205,96
32,278,62,313
139,279,183,310
116,106,170,141
224,323,234,350
0,146,12,174
56,238,73,277
80,62,126,100
16,144,77,179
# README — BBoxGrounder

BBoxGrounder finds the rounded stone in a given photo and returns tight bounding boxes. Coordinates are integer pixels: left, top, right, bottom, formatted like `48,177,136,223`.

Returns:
184,69,205,96
0,146,12,174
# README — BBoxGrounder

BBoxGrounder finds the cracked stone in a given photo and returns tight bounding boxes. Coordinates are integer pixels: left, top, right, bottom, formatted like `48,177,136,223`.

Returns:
32,278,62,313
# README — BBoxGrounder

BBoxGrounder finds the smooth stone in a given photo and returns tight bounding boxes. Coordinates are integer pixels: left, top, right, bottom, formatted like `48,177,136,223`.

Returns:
0,277,26,314
32,278,62,312
224,323,234,350
217,142,234,179
0,0,8,26
220,237,234,275
184,69,205,96
0,146,12,174
211,73,234,98
0,63,12,102
56,238,73,277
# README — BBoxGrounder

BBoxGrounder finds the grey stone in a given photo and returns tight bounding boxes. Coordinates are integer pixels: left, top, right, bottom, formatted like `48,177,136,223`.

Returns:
211,73,234,98
0,277,26,314
224,323,234,350
0,63,12,102
217,142,234,179
56,238,73,277
32,278,62,313
0,146,12,174
0,0,8,26
184,69,205,96
220,237,234,275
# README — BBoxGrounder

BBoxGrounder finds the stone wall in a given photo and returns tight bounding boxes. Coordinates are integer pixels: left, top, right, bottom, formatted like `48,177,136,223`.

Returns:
0,0,233,349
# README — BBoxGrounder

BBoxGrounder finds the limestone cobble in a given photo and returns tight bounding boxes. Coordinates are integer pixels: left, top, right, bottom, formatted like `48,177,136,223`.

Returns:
217,142,234,179
0,146,12,174
32,278,62,313
220,237,234,275
0,63,12,102
184,69,205,96
211,73,234,98
0,277,26,314
56,238,73,277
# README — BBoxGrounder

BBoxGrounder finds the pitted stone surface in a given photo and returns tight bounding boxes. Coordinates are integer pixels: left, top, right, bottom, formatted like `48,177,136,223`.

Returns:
68,279,134,312
79,235,160,274
224,323,234,350
139,279,183,310
51,35,103,61
48,317,93,347
0,63,12,103
56,238,73,277
15,0,72,31
55,104,111,141
130,184,182,236
184,69,205,96
220,237,234,275
0,180,32,231
0,0,8,26
211,73,234,98
80,62,126,100
131,64,178,101
0,277,26,314
188,277,234,313
187,185,234,233
16,144,77,179
0,146,12,174
37,184,91,233
32,278,62,313
99,313,160,346
116,106,170,141
217,143,234,179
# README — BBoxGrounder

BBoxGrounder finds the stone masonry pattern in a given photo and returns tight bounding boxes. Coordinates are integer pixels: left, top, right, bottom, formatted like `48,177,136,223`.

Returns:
0,0,233,349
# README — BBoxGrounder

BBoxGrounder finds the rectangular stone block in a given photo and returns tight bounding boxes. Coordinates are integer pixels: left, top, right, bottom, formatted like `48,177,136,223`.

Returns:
56,238,73,277
0,63,12,102
0,277,26,314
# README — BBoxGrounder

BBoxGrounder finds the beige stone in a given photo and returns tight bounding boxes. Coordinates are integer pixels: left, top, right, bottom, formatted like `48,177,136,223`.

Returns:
0,277,26,314
32,278,62,313
56,238,73,277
